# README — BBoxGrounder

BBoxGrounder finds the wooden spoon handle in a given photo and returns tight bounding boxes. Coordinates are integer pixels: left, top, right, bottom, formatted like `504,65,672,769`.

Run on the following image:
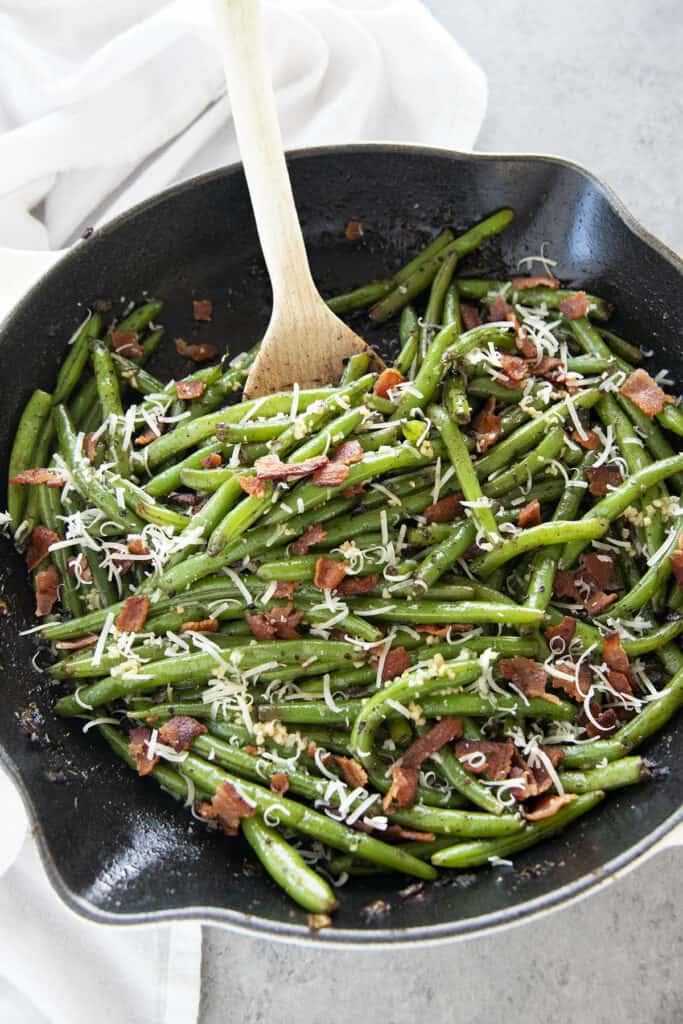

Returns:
213,0,317,311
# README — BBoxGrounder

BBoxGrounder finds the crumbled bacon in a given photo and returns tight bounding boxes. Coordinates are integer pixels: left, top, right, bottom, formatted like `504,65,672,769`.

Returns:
341,484,366,498
498,656,559,703
670,543,683,589
128,538,151,557
488,296,511,322
500,353,529,386
270,773,290,795
336,573,378,596
246,602,305,641
135,421,165,446
313,556,348,590
201,452,223,469
311,462,350,487
379,645,411,681
550,660,591,702
424,494,462,523
619,368,676,419
273,580,298,600
511,275,561,291
199,781,255,836
115,595,150,632
129,727,159,776
460,303,481,331
584,590,618,615
255,453,328,481
383,826,436,842
169,491,201,508
534,356,564,380
10,468,65,486
518,499,541,528
524,793,576,821
235,475,265,498
192,299,213,322
344,219,364,241
291,522,327,555
110,329,143,358
67,554,93,581
158,716,207,752
83,432,100,462
331,440,364,466
585,464,623,496
545,616,577,653
473,397,502,454
181,618,219,633
26,525,60,571
581,552,620,592
333,755,368,788
553,567,618,616
245,612,276,641
175,378,206,400
55,634,99,651
559,291,590,320
455,739,514,780
581,702,619,738
508,312,536,359
402,717,462,769
571,428,600,450
603,632,634,693
175,337,219,362
382,764,418,811
373,368,405,399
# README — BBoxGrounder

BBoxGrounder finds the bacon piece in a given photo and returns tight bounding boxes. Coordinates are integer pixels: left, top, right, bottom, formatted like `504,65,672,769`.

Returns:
380,645,411,682
115,595,150,633
175,378,206,400
26,525,60,571
511,275,561,291
245,612,276,641
402,717,462,769
472,396,502,454
383,826,436,843
181,618,219,633
488,296,512,322
170,491,202,510
585,463,623,496
273,580,298,600
158,716,207,752
83,432,100,462
331,440,364,466
460,303,481,331
291,522,327,556
507,312,536,359
235,475,265,498
455,739,514,781
585,590,618,615
550,659,591,702
55,633,99,651
603,632,634,690
524,793,576,821
110,329,143,358
424,494,462,523
344,219,364,240
135,421,165,446
670,546,683,589
201,781,256,836
544,616,577,653
192,299,213,322
559,291,590,320
498,656,560,703
311,462,350,487
270,773,290,796
528,746,564,796
313,556,348,590
518,499,541,528
382,764,418,811
336,573,378,596
67,553,93,581
373,368,405,399
128,727,159,776
333,755,368,789
581,703,619,738
201,452,223,469
534,356,564,379
255,453,328,481
341,484,366,499
500,353,529,385
619,368,676,419
175,337,219,362
571,428,600,450
581,552,620,592
10,468,65,486
267,602,305,640
127,538,151,557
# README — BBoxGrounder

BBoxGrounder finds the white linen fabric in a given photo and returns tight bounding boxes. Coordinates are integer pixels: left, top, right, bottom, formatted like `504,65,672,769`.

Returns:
0,2,486,1021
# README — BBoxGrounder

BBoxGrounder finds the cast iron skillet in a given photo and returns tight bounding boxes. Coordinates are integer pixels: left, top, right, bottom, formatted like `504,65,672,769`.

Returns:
1,145,682,944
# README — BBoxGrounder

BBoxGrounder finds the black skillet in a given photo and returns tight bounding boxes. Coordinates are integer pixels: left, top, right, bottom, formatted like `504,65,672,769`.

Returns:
1,145,682,943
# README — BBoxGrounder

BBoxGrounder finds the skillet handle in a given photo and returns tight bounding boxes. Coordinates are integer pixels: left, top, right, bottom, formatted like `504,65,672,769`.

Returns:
0,247,63,320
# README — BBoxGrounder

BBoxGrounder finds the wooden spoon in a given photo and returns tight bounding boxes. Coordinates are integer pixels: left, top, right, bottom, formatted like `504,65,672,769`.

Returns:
213,0,384,399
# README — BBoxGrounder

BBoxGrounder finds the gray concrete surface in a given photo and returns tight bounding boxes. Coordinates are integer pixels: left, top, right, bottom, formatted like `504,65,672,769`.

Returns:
201,4,682,1020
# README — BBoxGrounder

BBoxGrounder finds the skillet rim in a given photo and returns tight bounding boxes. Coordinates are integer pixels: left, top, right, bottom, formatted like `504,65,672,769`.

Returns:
1,141,681,945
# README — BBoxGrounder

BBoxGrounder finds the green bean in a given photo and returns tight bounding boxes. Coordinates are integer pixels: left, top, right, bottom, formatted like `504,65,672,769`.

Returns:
242,815,338,914
617,395,683,492
418,694,577,721
456,281,612,321
395,306,419,376
412,521,477,592
432,745,507,815
431,792,604,868
8,389,53,529
598,329,644,365
481,428,567,499
471,518,609,578
325,279,394,315
113,300,163,334
598,511,683,618
340,352,371,385
37,477,84,618
345,598,544,627
557,757,648,793
53,312,102,406
417,250,458,359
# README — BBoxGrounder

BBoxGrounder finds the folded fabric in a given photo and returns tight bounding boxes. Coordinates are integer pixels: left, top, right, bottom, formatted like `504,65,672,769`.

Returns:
0,0,486,250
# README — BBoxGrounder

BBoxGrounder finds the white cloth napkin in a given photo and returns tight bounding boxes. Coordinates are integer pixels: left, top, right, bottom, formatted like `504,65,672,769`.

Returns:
0,2,486,1021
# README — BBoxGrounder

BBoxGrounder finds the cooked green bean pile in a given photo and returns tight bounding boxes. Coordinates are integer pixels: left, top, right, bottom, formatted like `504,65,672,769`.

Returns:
6,208,683,926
